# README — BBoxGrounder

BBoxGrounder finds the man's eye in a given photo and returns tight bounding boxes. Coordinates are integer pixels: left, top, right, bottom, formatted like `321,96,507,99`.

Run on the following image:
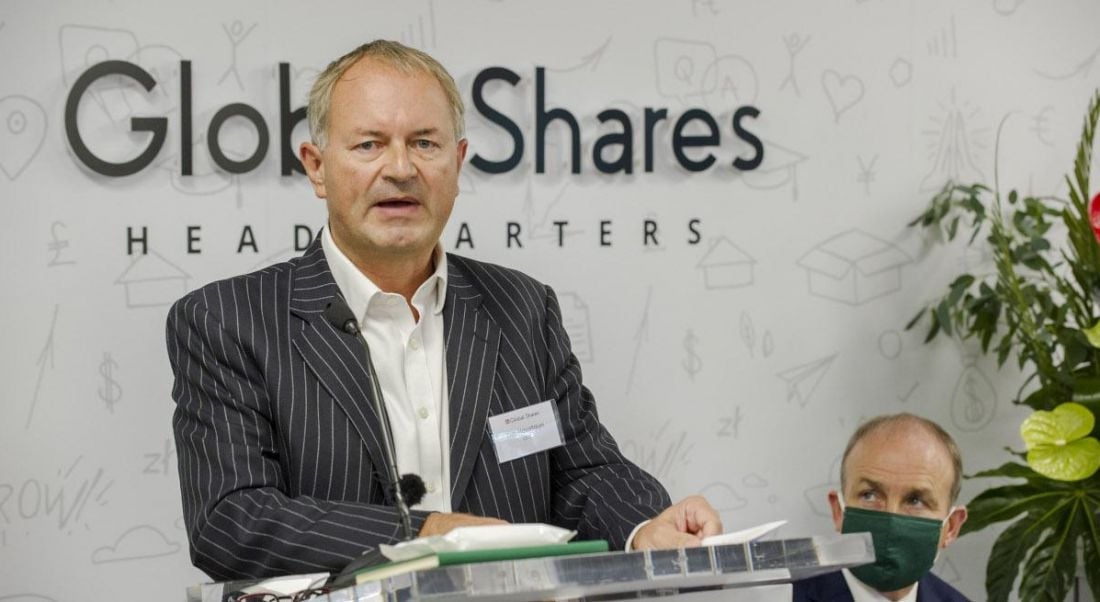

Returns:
857,490,877,501
905,495,927,507
359,141,377,151
415,139,437,149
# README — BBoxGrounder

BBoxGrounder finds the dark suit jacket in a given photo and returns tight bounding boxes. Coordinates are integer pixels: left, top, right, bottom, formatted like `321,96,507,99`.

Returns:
167,239,670,580
792,570,970,602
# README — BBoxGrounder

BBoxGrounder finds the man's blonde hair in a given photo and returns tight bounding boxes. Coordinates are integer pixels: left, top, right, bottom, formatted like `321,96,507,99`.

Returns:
307,40,465,148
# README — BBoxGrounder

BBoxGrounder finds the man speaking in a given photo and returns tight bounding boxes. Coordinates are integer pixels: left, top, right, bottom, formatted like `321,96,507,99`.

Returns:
167,40,720,580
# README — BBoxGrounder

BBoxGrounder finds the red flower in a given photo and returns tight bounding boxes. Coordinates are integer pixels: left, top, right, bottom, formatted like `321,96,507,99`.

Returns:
1091,191,1100,243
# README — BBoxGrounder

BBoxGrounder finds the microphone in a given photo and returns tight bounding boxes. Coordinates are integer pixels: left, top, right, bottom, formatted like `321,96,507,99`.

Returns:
323,299,425,540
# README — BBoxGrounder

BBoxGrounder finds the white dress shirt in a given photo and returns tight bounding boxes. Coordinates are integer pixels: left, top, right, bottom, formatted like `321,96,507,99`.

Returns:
841,569,919,602
322,228,452,513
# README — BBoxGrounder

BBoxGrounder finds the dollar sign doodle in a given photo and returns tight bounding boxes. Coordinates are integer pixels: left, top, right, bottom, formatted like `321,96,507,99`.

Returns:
98,352,122,412
964,374,985,423
682,330,702,378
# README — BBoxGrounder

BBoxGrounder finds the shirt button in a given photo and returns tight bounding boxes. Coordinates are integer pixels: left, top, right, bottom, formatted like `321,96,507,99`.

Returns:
410,338,421,350
418,407,429,420
426,482,437,493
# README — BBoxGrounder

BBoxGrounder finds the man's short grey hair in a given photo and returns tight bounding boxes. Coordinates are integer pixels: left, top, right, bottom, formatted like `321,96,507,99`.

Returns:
840,413,963,504
307,40,465,148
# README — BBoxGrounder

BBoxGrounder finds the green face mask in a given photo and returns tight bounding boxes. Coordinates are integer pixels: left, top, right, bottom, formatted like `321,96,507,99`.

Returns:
840,504,947,592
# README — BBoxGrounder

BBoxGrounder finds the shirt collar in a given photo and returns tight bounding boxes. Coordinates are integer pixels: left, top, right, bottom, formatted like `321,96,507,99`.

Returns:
321,226,448,321
841,569,919,602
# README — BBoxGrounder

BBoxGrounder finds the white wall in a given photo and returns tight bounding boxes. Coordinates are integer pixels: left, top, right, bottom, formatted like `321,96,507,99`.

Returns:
2,1,1098,599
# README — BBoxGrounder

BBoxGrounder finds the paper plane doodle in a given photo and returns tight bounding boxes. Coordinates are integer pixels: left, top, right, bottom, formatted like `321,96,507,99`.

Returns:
115,251,190,308
797,229,911,305
776,353,838,407
697,237,755,289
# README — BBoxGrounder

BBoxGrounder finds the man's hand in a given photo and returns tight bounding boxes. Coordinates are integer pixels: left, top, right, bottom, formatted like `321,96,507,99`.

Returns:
631,495,723,550
418,512,509,537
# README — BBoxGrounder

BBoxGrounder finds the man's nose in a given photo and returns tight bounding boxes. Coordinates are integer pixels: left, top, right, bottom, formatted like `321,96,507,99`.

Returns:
382,144,417,181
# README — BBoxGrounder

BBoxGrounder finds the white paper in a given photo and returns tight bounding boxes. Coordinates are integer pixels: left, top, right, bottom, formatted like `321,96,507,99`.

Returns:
381,523,576,561
701,520,787,546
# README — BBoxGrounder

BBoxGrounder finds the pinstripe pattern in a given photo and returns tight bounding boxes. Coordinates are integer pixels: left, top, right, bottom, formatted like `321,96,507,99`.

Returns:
168,238,670,580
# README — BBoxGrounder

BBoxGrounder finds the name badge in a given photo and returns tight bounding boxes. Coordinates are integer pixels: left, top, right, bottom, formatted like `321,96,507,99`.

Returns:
488,400,565,463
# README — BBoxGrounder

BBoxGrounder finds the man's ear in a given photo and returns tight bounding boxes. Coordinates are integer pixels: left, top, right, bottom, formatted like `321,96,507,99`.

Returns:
940,505,968,548
299,142,326,198
827,490,844,533
455,138,468,171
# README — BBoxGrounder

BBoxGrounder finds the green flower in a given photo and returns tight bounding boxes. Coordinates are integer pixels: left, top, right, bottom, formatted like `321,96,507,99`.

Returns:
1020,402,1100,481
1084,319,1100,348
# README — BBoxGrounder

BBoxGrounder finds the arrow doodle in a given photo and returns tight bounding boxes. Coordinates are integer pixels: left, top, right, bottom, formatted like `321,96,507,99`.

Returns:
625,287,653,394
26,305,60,429
550,37,611,73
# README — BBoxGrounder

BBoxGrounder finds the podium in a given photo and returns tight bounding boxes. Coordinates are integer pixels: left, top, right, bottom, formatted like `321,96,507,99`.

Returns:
188,533,873,601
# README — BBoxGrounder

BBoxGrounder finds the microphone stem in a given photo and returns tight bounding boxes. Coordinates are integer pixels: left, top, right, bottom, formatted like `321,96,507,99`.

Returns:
350,317,418,541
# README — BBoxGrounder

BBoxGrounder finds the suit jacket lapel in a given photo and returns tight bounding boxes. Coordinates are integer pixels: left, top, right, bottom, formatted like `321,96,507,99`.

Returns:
443,257,501,509
287,239,392,489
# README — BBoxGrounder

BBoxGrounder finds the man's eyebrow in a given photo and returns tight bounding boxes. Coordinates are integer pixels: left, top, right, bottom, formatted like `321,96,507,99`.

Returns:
855,477,883,491
351,128,442,137
904,486,940,508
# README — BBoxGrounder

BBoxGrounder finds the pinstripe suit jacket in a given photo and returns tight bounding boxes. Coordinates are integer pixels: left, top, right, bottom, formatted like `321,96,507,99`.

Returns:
167,239,671,580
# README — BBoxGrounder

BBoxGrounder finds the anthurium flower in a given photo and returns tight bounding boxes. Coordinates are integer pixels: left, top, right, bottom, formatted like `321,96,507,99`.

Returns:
1085,319,1100,348
1090,191,1100,243
1020,402,1100,481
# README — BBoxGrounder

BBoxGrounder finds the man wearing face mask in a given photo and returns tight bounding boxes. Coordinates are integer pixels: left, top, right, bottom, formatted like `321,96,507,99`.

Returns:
793,413,970,602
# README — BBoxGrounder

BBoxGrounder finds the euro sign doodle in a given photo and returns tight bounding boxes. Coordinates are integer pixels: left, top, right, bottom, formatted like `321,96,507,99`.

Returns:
98,353,122,412
683,330,702,379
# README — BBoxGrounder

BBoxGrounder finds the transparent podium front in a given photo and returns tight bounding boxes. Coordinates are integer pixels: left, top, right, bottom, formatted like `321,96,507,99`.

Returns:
189,533,873,602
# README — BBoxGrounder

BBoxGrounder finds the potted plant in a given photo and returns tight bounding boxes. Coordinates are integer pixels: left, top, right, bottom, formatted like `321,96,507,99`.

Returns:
908,90,1100,602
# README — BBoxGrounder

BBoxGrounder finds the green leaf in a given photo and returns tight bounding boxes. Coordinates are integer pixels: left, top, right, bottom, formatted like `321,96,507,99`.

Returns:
969,461,1039,480
904,307,926,331
1071,378,1100,404
1079,501,1100,599
961,482,1066,535
935,300,953,336
1018,505,1081,602
1022,385,1062,412
984,515,1047,602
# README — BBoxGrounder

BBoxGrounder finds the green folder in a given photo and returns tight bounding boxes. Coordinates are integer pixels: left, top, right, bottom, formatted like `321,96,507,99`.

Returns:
355,539,610,584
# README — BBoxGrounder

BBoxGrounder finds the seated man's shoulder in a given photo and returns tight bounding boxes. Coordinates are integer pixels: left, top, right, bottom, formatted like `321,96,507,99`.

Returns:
918,572,971,602
791,571,852,602
792,571,970,602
